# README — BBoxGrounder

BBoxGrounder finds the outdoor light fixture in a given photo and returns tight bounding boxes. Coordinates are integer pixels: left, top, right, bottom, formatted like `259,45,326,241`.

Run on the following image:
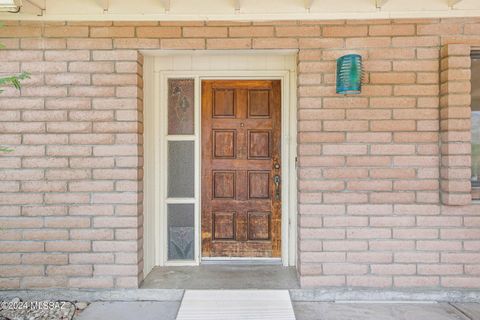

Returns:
0,0,21,12
336,54,363,95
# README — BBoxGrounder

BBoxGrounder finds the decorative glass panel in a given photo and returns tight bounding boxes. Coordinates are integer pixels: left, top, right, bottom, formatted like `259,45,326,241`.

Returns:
168,79,194,135
168,141,194,198
168,204,194,260
472,58,480,194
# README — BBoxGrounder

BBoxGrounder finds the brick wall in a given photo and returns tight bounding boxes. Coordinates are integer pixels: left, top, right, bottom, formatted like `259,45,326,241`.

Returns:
0,19,479,289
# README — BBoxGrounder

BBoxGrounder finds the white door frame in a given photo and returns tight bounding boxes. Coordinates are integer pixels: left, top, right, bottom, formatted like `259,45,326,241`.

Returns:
142,51,298,275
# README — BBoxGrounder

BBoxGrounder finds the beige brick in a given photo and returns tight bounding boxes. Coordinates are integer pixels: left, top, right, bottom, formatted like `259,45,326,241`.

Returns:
46,265,93,276
370,72,416,84
0,50,43,61
0,241,44,253
69,134,114,145
0,169,44,181
69,205,113,216
92,193,139,204
276,26,321,37
70,157,114,169
68,277,113,288
371,264,416,275
346,156,391,167
45,50,90,61
206,38,251,49
45,217,91,228
347,252,392,263
394,276,439,287
91,27,135,38
21,38,66,49
323,263,368,275
371,120,416,132
0,26,42,37
46,241,90,252
183,27,227,38
46,98,91,110
0,266,44,277
93,241,136,252
43,193,90,206
370,240,415,251
370,192,416,204
115,229,138,240
300,276,345,287
392,36,439,47
44,26,89,37
347,275,392,288
114,38,160,49
67,38,113,49
71,229,114,240
69,181,114,192
417,23,462,35
46,169,91,180
93,122,139,133
22,206,67,217
346,37,391,48
23,230,69,241
253,38,298,49
229,26,274,37
21,253,68,265
45,73,91,86
69,253,114,264
69,86,115,97
369,24,415,36
324,193,368,204
92,74,138,86
21,181,67,192
136,27,181,38
160,38,205,49
395,252,439,263
92,50,138,61
442,277,480,288
94,265,137,276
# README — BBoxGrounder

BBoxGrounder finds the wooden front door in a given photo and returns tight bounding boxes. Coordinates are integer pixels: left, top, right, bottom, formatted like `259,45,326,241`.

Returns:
201,80,281,258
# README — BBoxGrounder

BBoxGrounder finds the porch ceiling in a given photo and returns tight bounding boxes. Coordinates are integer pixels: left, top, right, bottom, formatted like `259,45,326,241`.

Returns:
1,0,480,21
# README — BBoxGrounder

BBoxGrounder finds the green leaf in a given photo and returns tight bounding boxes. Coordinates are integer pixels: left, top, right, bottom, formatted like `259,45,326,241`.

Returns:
0,23,30,94
0,146,14,153
0,72,30,91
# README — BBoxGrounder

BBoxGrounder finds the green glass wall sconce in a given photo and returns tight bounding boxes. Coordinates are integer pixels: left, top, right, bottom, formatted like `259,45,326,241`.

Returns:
336,54,362,95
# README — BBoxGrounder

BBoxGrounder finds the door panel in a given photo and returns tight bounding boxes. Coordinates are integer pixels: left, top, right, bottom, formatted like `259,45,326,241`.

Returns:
201,80,281,258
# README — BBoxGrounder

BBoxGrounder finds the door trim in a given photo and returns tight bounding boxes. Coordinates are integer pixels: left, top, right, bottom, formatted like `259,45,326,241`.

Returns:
143,52,297,273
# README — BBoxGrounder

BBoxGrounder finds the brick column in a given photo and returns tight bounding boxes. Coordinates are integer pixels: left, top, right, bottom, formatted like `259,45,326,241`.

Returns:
439,44,472,205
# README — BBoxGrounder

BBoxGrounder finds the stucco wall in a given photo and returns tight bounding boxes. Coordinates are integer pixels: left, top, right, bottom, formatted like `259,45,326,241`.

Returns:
0,18,479,289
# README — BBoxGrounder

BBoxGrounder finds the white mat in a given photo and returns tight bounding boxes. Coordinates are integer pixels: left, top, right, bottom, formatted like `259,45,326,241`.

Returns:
176,290,296,320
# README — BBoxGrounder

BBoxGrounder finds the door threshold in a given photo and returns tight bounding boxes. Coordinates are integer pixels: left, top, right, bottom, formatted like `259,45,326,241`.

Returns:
201,257,282,265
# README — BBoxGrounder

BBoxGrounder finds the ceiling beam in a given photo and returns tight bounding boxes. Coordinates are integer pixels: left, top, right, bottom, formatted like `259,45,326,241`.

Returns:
96,0,108,12
375,0,388,9
234,0,241,12
160,0,170,12
448,0,462,8
23,0,45,16
305,0,314,10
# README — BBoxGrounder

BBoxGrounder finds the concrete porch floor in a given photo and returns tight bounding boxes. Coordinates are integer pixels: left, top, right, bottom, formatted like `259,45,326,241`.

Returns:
140,265,300,289
76,301,480,320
